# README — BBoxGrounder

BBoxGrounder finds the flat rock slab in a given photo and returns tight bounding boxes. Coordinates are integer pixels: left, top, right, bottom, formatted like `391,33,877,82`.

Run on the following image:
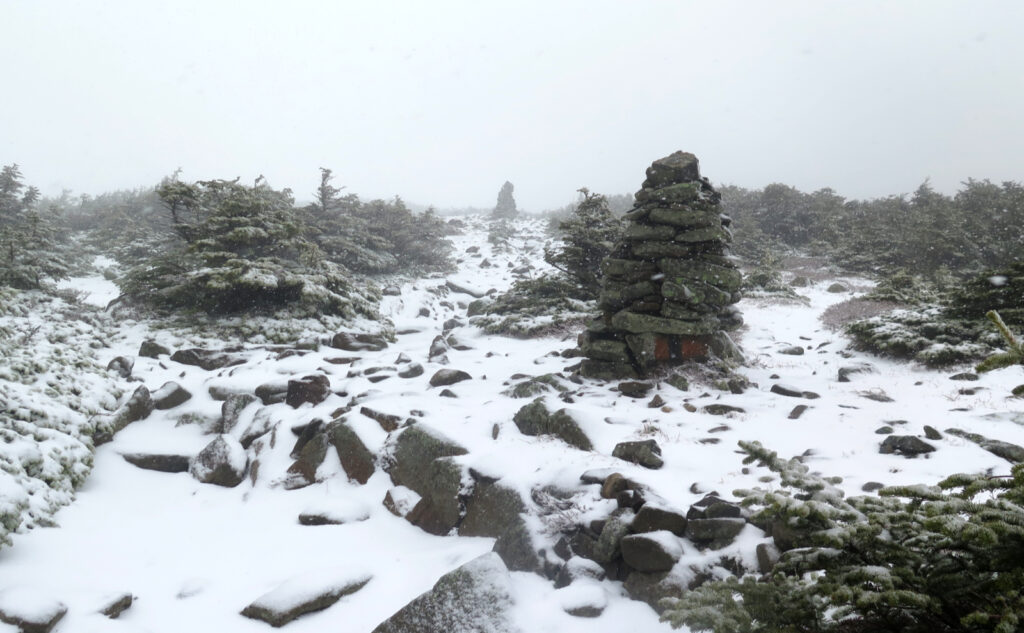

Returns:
241,569,371,627
121,452,191,473
445,279,488,298
371,552,518,633
0,587,68,633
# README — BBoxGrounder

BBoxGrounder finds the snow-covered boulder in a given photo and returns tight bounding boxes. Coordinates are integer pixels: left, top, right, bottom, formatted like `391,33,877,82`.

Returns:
190,435,247,487
241,568,371,627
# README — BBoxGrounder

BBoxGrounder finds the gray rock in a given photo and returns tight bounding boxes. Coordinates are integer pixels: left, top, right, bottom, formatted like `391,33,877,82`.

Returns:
284,432,329,489
593,510,633,563
138,339,170,358
620,531,682,572
826,282,849,293
623,570,689,614
950,372,979,381
360,406,402,432
945,428,1024,463
371,553,517,633
152,381,192,410
685,518,746,546
330,332,388,352
190,435,248,487
578,359,640,381
170,348,243,370
778,345,805,356
382,285,402,296
512,399,593,451
286,374,331,408
701,404,745,415
460,480,541,572
326,421,376,484
879,435,936,457
94,385,154,445
0,588,67,633
428,368,472,387
255,381,289,405
770,383,807,398
788,405,809,419
122,452,191,473
241,571,371,627
98,592,134,619
612,440,664,469
618,381,653,398
554,556,606,589
220,394,258,434
428,335,449,362
631,504,687,536
387,424,468,534
837,363,876,382
756,543,781,573
107,355,134,378
398,363,425,379
445,280,487,298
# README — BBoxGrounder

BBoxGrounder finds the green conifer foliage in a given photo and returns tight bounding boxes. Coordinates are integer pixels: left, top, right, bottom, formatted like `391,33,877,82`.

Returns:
661,440,1024,633
0,164,68,289
543,188,622,300
120,176,376,317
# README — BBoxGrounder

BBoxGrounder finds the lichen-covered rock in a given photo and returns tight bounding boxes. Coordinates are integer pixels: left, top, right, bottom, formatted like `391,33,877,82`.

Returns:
371,553,518,633
512,399,593,451
460,480,541,572
404,457,464,535
220,394,258,434
138,339,170,358
327,421,376,484
190,435,248,487
612,439,664,469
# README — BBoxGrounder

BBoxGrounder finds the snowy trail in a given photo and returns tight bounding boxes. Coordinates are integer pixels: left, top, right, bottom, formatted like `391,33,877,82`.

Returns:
2,216,1024,632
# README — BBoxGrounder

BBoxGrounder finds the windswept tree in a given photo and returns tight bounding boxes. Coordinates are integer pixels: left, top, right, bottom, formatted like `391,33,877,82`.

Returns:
0,164,68,289
544,188,622,300
120,175,376,317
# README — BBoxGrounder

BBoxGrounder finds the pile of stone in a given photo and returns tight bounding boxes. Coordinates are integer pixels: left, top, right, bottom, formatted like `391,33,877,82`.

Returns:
580,151,743,379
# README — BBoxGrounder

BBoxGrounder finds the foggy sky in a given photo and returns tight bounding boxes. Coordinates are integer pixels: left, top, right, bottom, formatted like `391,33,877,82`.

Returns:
2,1,1023,211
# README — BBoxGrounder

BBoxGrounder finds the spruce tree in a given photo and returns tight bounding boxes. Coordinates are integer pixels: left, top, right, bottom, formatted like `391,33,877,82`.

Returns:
0,164,67,289
543,188,621,300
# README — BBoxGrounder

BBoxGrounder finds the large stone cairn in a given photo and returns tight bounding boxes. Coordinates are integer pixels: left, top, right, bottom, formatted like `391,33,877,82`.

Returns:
492,181,518,219
579,151,743,380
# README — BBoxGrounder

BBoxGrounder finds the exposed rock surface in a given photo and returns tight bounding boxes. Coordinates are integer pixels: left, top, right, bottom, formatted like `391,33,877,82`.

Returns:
612,439,664,469
0,587,68,633
371,553,518,633
122,452,191,473
286,374,331,408
327,421,376,484
879,435,936,457
512,399,593,451
190,435,248,487
428,368,472,387
240,569,372,627
152,381,192,410
94,385,154,445
330,332,388,352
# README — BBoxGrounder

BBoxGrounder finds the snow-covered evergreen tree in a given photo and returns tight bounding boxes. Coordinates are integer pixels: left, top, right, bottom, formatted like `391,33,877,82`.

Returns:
0,164,68,289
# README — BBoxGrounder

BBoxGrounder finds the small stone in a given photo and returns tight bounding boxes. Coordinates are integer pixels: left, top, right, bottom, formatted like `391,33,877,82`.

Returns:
330,332,388,352
770,383,805,398
779,346,805,356
618,381,653,398
138,339,171,358
826,282,849,293
702,404,745,415
241,571,372,627
788,405,809,419
950,372,979,381
875,426,894,435
360,406,402,432
879,435,936,457
122,452,191,473
647,394,666,408
190,435,248,487
98,592,134,618
429,368,472,387
106,356,134,378
612,440,664,469
601,473,630,499
923,425,943,440
398,363,425,379
861,481,885,492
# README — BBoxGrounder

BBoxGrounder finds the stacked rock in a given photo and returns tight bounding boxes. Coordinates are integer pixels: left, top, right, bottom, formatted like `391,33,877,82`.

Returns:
579,151,743,380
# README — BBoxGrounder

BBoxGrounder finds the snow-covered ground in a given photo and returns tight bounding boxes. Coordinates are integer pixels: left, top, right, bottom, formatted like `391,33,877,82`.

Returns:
1,216,1023,632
